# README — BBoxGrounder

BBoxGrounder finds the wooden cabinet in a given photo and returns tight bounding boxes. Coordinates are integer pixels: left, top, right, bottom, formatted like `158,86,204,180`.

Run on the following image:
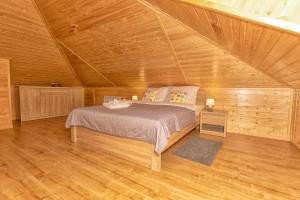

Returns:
20,86,83,121
20,87,42,120
0,59,12,130
200,110,228,137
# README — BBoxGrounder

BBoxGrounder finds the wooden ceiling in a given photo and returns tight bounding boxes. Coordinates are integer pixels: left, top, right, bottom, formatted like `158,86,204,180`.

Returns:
1,0,298,87
145,0,300,88
35,0,187,87
30,0,284,88
194,0,300,25
0,0,81,86
175,0,300,34
157,14,283,87
59,43,114,87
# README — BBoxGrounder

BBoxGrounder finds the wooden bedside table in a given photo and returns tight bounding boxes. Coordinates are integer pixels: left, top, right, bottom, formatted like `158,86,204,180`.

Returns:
200,110,228,137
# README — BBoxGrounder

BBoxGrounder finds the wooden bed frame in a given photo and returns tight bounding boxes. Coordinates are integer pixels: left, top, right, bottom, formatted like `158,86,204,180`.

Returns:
70,119,199,172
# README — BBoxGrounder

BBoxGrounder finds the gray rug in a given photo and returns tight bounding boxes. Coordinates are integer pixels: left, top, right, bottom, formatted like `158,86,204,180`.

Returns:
174,136,222,166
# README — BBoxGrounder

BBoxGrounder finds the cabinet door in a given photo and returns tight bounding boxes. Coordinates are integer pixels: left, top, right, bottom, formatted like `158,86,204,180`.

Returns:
0,59,12,129
20,87,42,121
40,89,71,117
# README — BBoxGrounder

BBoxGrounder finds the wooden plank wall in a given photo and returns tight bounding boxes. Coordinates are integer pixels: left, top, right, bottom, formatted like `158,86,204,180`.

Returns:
11,86,20,120
84,87,293,141
0,59,12,129
84,87,146,106
201,88,293,141
292,89,300,148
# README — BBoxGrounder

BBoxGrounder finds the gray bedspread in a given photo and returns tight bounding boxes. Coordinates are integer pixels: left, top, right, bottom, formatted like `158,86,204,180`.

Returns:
65,103,196,153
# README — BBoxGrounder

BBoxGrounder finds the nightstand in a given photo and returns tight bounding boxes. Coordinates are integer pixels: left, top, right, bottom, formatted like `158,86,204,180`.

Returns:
200,110,228,137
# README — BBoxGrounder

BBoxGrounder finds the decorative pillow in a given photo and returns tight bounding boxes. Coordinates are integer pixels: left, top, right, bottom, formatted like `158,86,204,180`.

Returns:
142,88,158,102
167,86,199,104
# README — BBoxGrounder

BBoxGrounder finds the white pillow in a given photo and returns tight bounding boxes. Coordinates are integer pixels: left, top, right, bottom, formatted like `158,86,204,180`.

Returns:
166,86,200,104
155,87,169,102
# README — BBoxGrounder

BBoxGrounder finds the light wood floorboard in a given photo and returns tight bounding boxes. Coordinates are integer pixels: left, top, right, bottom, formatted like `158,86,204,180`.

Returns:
0,117,300,200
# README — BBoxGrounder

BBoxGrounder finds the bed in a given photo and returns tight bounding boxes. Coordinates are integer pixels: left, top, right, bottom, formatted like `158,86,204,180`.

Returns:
65,87,202,172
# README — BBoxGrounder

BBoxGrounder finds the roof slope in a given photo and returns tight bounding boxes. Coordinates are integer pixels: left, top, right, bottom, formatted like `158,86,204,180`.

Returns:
59,42,115,87
203,0,300,25
0,0,81,86
33,0,284,88
146,0,300,88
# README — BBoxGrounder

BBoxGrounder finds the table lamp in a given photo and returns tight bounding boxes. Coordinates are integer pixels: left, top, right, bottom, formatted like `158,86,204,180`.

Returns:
206,98,215,112
132,95,138,101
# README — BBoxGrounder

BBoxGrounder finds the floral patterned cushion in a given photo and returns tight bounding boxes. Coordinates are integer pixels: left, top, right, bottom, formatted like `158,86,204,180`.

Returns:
142,90,158,102
169,90,188,103
167,86,199,104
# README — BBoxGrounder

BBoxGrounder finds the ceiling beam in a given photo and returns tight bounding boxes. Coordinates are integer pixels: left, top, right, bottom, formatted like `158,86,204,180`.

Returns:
31,0,83,86
57,39,117,87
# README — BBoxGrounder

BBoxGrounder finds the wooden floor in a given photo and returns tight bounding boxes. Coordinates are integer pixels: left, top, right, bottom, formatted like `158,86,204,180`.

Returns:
0,118,300,200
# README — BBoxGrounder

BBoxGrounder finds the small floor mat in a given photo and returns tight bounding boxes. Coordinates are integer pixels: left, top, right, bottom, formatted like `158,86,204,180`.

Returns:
174,136,223,166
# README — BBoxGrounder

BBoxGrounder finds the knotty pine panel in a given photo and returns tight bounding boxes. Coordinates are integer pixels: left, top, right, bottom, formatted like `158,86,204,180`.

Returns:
147,0,300,88
85,87,146,105
201,88,293,140
192,0,300,25
37,0,186,87
158,14,283,88
292,89,300,148
11,86,20,120
0,0,80,86
60,44,113,87
0,59,12,129
36,0,284,88
84,88,95,107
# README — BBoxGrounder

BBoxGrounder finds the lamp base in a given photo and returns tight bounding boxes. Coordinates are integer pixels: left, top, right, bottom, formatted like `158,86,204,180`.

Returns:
207,107,214,112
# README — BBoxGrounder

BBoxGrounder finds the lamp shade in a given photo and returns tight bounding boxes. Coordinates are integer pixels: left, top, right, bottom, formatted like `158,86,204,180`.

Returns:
132,95,138,101
206,98,215,107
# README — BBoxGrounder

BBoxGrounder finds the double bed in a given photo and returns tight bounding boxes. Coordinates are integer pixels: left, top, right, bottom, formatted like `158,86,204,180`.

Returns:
65,87,202,172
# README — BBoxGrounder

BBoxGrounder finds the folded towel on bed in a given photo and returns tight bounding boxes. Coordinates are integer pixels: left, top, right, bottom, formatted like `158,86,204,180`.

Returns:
103,99,132,109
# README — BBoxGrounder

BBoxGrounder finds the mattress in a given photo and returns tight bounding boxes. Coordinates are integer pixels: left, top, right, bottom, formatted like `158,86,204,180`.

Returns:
65,102,201,153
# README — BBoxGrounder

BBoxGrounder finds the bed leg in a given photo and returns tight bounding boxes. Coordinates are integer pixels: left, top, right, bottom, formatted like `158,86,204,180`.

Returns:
151,151,161,172
71,127,77,143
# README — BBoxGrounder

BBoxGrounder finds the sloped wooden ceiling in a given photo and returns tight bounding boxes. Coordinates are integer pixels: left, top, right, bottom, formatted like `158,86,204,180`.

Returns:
34,0,284,88
157,14,283,87
0,0,81,86
204,0,300,25
145,0,300,88
59,43,114,87
35,0,186,87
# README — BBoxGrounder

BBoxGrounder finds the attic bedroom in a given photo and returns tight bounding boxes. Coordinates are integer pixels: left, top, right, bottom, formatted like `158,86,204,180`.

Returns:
0,0,300,199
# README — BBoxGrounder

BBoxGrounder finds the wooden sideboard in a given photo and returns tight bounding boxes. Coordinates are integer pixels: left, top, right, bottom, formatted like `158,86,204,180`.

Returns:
19,86,83,121
0,59,12,130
